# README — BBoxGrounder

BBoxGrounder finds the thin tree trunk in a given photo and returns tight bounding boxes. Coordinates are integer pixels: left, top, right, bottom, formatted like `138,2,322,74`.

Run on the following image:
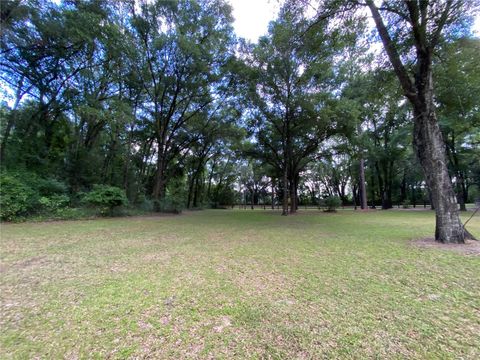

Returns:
153,151,166,211
370,173,376,209
359,158,368,210
207,160,217,200
271,180,275,210
457,172,467,211
193,175,201,208
289,177,296,214
294,173,300,211
282,166,288,216
251,189,254,210
375,161,386,209
411,184,416,208
352,183,357,210
1,77,24,163
187,174,195,208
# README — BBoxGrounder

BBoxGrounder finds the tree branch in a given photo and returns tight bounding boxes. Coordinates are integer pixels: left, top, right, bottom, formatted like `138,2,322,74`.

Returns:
366,0,417,105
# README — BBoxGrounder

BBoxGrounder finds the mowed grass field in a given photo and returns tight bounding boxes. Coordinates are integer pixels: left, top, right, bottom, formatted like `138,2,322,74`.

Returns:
1,210,479,359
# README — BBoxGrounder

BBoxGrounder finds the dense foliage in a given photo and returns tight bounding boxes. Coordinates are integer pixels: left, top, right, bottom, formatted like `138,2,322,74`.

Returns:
0,0,478,225
0,172,36,220
82,184,128,216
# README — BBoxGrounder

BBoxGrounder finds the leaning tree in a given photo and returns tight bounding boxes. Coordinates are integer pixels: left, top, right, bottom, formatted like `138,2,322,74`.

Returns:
363,0,478,243
304,0,477,242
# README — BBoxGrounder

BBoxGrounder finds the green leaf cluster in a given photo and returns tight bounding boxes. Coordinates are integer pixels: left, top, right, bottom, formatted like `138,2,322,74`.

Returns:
82,185,128,216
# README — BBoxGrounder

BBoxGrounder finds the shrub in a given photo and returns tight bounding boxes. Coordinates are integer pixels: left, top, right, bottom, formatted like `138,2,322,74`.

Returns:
82,185,128,216
324,196,341,212
317,198,326,209
51,207,94,220
154,178,185,213
402,199,411,209
39,194,70,212
37,178,68,196
0,173,37,220
155,195,184,214
134,198,154,212
210,187,235,208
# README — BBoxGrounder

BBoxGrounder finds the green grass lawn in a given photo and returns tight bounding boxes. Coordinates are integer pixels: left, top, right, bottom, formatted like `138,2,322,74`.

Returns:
1,210,479,359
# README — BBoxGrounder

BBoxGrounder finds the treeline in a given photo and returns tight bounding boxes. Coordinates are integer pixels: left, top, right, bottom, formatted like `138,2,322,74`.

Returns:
1,0,244,219
0,0,479,221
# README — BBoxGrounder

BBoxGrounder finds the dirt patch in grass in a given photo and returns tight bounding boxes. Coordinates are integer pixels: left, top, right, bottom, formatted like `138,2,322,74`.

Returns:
127,212,183,220
412,237,480,255
0,256,51,273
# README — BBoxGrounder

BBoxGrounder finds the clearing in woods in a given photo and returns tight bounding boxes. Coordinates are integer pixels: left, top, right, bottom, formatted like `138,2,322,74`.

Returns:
1,209,479,358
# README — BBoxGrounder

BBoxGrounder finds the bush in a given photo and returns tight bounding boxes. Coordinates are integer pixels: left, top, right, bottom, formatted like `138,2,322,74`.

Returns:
0,171,72,220
37,178,68,196
39,194,70,212
31,207,94,221
402,199,411,209
82,185,128,216
324,196,341,212
154,178,185,213
138,199,154,212
209,186,236,208
0,173,37,220
155,195,184,213
317,198,326,209
51,207,90,220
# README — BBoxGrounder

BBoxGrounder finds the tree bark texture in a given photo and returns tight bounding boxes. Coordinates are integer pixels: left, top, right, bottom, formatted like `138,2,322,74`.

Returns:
412,105,465,242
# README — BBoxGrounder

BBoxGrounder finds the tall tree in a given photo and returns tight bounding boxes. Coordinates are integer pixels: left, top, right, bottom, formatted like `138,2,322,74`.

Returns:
364,0,476,242
243,5,338,215
130,0,235,210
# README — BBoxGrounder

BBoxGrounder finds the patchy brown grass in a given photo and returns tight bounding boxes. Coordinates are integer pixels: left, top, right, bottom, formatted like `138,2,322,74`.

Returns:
413,237,480,255
1,209,479,359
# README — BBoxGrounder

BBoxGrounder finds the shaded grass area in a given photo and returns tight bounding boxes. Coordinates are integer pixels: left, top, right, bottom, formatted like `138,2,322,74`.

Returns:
1,210,479,359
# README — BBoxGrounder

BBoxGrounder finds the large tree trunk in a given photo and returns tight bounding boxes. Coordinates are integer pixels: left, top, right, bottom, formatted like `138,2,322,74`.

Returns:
413,106,465,243
411,50,466,241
